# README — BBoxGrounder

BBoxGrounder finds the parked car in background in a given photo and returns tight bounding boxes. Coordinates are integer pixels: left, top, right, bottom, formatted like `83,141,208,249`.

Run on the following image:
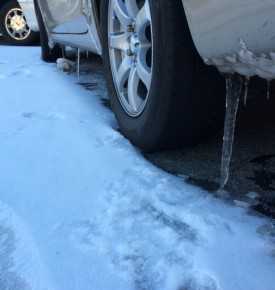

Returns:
0,0,38,44
34,0,275,152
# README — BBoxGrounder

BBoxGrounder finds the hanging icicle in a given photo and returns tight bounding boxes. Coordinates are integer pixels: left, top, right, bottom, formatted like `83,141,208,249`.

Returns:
77,48,81,81
220,74,243,189
266,80,271,100
243,76,250,106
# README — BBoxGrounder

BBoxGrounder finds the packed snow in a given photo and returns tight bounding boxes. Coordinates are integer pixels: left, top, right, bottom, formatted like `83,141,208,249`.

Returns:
0,46,275,290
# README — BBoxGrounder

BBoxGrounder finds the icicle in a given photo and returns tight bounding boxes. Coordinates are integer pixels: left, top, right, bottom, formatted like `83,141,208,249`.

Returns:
267,80,271,100
62,46,65,58
243,76,250,106
86,51,89,59
77,48,81,80
220,74,243,189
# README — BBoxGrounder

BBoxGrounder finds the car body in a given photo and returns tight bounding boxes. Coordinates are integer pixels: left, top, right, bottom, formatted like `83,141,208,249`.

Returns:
37,0,275,79
37,0,102,55
184,0,275,79
17,0,38,32
34,0,275,152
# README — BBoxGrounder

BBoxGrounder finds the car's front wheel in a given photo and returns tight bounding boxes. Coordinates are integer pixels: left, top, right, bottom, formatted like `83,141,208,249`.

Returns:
0,0,39,45
101,0,225,152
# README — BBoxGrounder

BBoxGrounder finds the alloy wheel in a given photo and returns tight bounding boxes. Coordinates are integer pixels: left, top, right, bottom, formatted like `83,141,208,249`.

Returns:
108,0,153,117
5,8,31,41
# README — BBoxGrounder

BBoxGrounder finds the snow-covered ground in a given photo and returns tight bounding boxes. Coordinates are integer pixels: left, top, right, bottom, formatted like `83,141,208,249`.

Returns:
0,46,275,290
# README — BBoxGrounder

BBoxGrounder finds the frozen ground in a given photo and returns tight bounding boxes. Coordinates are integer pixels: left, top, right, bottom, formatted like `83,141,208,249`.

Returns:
147,77,275,217
0,46,275,290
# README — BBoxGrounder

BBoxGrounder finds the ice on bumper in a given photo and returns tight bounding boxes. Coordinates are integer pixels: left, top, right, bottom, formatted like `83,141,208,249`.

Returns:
205,39,275,80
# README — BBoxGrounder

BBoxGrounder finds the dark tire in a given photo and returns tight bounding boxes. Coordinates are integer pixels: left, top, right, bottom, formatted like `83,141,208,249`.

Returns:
101,0,225,152
0,0,39,45
34,0,62,62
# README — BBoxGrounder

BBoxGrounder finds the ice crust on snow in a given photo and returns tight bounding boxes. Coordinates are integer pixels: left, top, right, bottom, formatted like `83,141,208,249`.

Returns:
0,202,53,290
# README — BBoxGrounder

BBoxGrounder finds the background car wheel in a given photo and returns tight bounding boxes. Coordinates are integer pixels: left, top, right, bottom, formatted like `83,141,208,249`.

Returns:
101,0,225,152
0,0,39,45
34,0,62,62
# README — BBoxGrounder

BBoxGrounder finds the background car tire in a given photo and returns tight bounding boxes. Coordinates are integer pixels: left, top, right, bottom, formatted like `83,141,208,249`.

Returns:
34,0,62,63
0,0,39,45
101,0,225,152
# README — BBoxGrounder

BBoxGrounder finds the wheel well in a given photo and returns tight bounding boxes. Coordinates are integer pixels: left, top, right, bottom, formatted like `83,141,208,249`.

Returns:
94,0,101,21
93,0,185,25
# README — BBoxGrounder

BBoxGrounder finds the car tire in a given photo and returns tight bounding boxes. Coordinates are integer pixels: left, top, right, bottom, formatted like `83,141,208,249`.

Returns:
0,0,39,45
34,0,62,63
101,0,225,152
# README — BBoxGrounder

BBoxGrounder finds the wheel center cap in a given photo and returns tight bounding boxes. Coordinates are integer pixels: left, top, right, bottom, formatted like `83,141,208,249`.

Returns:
10,16,25,31
129,35,140,55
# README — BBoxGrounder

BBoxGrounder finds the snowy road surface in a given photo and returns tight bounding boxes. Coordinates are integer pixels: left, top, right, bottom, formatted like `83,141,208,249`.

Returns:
0,46,275,290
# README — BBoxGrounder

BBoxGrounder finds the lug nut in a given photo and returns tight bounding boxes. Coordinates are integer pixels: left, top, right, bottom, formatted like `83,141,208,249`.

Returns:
127,25,135,33
126,49,133,56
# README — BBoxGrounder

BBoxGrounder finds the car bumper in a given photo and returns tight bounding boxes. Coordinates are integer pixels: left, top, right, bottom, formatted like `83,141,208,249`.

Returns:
183,0,275,79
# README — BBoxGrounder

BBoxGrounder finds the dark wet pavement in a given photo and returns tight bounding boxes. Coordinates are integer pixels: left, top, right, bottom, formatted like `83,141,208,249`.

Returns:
146,78,275,217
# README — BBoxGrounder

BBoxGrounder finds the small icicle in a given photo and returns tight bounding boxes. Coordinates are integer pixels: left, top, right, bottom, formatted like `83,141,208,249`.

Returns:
243,76,250,106
220,74,243,189
61,47,65,58
77,48,81,81
266,80,271,100
86,51,89,59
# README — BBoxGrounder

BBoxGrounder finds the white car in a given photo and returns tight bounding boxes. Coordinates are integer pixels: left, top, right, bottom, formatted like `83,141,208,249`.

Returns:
0,0,38,44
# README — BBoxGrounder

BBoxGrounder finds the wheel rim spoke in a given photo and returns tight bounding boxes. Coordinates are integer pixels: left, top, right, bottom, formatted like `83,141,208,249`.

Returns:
136,55,151,90
128,67,141,112
136,0,151,34
109,32,129,51
125,0,139,19
113,0,132,27
108,0,153,117
117,57,132,92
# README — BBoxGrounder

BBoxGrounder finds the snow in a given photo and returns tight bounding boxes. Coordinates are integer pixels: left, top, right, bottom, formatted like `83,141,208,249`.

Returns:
0,46,275,290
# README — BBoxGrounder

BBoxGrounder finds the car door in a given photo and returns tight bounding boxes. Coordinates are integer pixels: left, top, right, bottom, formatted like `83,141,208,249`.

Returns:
39,0,88,34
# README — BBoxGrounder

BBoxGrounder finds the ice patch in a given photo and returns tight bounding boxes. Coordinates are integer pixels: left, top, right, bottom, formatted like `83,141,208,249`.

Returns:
205,39,275,79
0,46,275,290
0,202,54,290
